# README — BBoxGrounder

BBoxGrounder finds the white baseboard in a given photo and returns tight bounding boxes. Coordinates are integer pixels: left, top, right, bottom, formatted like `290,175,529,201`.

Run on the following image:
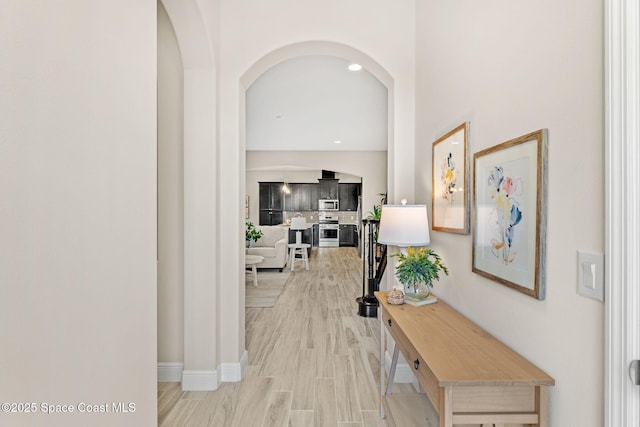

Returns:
220,350,248,382
181,370,219,391
158,362,184,382
164,351,249,390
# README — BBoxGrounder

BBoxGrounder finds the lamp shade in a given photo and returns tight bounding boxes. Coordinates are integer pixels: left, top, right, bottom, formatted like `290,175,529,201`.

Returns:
377,204,431,247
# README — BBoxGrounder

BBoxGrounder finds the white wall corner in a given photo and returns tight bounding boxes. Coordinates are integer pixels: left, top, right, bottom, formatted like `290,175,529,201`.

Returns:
220,350,249,383
158,362,184,383
181,370,219,391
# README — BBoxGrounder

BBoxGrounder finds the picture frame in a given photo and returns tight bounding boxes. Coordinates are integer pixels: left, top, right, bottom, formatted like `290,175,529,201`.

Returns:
472,129,548,300
432,122,470,234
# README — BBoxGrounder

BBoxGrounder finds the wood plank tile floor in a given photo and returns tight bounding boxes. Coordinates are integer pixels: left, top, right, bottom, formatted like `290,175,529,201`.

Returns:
158,247,417,427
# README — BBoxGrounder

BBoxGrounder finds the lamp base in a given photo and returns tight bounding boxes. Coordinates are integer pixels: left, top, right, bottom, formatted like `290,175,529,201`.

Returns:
356,296,378,318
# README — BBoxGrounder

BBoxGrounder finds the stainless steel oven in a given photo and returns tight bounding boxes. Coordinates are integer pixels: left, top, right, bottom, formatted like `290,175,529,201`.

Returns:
318,215,339,247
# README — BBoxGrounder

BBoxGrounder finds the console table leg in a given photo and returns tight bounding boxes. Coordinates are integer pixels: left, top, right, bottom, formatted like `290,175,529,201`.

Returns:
380,312,385,419
536,385,549,427
439,386,453,427
386,345,399,396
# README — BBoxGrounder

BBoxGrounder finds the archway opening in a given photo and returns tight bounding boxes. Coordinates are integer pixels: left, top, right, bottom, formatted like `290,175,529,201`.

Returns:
240,42,394,363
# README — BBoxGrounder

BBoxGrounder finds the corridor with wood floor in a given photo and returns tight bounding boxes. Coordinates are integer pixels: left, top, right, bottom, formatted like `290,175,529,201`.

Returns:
158,247,419,427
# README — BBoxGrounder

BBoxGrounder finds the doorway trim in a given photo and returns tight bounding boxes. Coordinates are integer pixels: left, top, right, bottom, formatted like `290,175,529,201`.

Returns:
604,0,640,424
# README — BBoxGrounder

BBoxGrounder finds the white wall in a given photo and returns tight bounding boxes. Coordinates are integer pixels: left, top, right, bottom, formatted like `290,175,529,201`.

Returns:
218,1,416,365
415,1,604,425
160,0,220,389
157,2,184,366
246,151,387,225
0,1,157,425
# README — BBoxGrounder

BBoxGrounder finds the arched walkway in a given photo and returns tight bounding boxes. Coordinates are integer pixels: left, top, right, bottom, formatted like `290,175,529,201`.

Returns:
160,3,398,391
239,40,395,367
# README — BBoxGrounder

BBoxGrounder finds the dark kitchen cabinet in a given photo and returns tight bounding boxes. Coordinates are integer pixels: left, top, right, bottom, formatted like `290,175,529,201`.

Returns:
318,179,339,200
285,183,319,211
283,184,298,211
312,224,319,247
308,184,319,210
259,209,283,226
259,182,284,225
338,183,361,211
259,182,284,210
339,224,357,247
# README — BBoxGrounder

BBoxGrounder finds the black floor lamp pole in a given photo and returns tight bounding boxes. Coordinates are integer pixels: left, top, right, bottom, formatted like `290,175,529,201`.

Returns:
357,219,379,317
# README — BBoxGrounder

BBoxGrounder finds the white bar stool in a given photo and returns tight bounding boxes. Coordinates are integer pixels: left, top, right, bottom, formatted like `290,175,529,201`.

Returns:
288,243,310,271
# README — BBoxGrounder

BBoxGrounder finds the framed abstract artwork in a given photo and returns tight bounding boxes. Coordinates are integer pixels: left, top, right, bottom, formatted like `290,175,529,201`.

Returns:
432,122,470,234
472,129,548,300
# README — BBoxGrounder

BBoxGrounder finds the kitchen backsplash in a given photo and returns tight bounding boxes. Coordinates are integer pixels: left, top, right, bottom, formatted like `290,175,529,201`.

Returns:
283,211,359,225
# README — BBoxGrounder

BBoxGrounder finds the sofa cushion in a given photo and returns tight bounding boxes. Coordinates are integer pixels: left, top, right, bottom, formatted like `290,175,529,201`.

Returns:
255,226,287,247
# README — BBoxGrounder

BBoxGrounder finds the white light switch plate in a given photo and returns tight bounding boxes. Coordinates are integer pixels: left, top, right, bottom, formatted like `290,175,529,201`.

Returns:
577,251,604,302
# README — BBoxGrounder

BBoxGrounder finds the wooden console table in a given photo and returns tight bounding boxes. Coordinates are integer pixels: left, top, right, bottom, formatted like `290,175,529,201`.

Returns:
375,291,555,427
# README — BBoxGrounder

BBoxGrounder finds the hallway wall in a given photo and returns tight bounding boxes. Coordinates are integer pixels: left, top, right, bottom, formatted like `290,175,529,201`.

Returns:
415,1,605,425
157,0,185,368
0,1,158,425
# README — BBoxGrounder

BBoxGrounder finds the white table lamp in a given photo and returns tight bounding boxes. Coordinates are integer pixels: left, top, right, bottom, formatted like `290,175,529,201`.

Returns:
376,201,436,306
377,202,430,248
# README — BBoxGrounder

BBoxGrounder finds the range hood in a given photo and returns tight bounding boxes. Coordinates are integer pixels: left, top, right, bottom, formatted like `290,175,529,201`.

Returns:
318,170,339,200
321,169,336,179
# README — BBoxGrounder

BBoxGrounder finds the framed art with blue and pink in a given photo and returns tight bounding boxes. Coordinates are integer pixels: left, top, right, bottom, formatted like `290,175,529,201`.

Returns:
472,129,548,300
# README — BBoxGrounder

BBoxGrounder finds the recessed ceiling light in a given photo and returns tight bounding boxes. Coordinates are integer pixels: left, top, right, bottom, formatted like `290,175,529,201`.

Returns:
334,140,342,144
348,63,362,71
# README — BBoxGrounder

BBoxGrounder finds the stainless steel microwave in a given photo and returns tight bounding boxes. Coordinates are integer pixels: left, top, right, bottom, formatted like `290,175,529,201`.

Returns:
318,199,339,211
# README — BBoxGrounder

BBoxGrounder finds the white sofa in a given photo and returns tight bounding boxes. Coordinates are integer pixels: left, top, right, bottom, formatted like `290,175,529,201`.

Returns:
246,226,288,271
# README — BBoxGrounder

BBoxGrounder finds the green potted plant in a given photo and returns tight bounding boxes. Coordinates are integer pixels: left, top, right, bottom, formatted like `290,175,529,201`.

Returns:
366,193,387,222
245,221,263,248
391,247,449,305
367,193,387,259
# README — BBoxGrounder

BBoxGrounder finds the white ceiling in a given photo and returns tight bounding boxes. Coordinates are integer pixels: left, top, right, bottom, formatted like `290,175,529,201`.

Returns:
246,55,388,151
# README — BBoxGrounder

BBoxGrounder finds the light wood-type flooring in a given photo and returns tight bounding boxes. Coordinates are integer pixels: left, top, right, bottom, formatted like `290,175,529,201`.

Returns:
158,247,418,427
